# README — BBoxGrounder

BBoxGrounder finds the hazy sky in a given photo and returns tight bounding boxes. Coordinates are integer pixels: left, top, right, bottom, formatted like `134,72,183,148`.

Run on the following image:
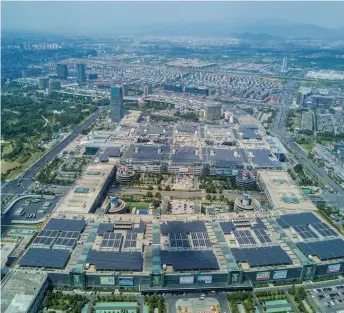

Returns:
2,1,344,34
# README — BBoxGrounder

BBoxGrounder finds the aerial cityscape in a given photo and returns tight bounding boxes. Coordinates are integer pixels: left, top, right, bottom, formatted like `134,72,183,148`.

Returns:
1,1,344,313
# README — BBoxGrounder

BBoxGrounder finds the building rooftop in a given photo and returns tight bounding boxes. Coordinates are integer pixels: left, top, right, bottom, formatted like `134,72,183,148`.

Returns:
258,170,317,211
202,147,245,167
123,144,170,163
1,271,47,313
55,163,115,214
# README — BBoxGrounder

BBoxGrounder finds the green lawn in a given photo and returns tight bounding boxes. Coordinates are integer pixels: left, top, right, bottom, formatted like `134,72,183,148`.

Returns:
125,202,150,210
1,151,45,179
299,142,316,153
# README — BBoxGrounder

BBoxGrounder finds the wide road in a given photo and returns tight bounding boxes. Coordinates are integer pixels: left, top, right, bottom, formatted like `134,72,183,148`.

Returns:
272,80,344,208
111,186,266,201
1,107,103,197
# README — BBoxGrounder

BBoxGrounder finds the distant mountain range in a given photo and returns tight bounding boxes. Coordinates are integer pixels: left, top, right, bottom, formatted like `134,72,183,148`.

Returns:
129,20,344,40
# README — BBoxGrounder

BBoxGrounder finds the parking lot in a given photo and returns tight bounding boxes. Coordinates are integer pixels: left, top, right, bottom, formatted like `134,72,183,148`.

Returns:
308,283,344,312
2,195,61,225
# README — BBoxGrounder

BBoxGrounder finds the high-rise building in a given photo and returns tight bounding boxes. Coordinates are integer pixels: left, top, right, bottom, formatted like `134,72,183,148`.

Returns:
49,80,61,91
56,64,68,79
281,57,288,73
76,64,86,84
143,85,152,96
110,86,124,122
122,83,129,96
37,77,49,90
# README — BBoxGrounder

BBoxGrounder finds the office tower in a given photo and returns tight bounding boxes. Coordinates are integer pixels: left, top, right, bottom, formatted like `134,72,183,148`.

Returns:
76,64,86,84
49,80,61,91
56,64,68,79
122,83,129,96
281,57,288,73
143,85,152,96
111,86,124,122
37,77,49,90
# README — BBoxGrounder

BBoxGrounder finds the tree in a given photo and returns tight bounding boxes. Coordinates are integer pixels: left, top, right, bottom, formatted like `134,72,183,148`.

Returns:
294,163,303,173
147,185,153,190
165,185,171,191
146,191,153,198
155,192,161,199
220,195,225,201
206,194,212,201
212,195,217,201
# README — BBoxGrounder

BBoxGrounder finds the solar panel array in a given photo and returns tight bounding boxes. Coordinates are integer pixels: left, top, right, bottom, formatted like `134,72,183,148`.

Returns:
311,223,338,238
97,223,114,235
58,231,79,239
123,232,138,250
44,218,86,232
190,232,212,250
19,248,70,268
53,238,77,249
169,233,190,249
253,228,272,244
231,246,293,267
161,221,206,235
32,237,56,247
100,232,122,251
38,230,59,237
32,230,59,247
219,222,236,234
160,250,219,271
86,250,143,271
276,212,320,228
233,230,257,246
252,218,267,230
298,239,344,261
293,225,318,240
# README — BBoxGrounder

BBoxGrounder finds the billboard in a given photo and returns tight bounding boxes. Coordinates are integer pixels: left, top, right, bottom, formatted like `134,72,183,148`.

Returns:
256,272,270,281
197,276,212,284
118,276,134,286
179,276,194,284
273,270,288,280
327,264,341,273
100,276,115,285
179,167,191,173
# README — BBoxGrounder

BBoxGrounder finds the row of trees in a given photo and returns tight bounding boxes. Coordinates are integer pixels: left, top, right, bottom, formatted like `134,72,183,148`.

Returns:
39,291,87,313
227,292,255,313
144,295,167,313
289,286,313,313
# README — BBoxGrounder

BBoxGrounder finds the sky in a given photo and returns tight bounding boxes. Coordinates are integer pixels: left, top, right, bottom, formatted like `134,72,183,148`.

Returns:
2,1,344,34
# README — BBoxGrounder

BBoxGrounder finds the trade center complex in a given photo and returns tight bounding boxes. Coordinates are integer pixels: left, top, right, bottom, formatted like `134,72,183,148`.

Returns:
3,106,344,296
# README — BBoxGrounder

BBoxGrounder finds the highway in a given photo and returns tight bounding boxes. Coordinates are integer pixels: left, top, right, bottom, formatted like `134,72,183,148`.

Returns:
272,80,344,208
1,107,103,197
